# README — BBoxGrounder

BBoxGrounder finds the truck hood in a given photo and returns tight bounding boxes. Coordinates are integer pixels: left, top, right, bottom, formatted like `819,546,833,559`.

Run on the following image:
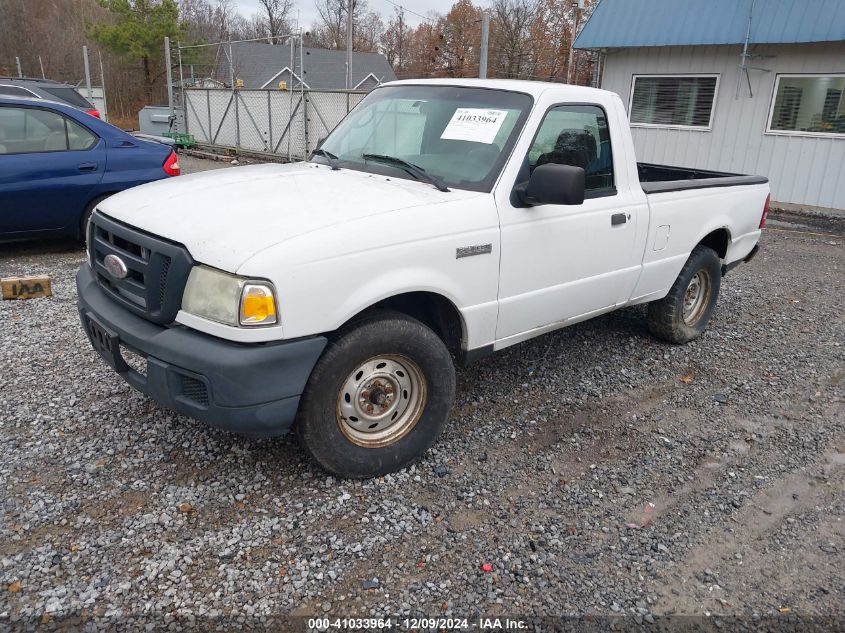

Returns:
98,162,481,272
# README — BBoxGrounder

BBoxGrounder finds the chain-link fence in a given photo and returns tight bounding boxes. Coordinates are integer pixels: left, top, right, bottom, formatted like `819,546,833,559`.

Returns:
184,88,366,161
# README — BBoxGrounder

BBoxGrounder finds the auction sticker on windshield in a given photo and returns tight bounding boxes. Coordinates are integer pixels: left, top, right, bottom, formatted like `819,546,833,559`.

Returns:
440,108,508,144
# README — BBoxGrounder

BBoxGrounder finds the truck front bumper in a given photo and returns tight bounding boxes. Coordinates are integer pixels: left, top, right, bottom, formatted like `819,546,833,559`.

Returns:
76,265,327,437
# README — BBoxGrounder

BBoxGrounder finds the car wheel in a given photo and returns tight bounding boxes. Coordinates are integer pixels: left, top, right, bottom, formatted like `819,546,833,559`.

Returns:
295,310,456,479
647,245,722,344
79,195,110,243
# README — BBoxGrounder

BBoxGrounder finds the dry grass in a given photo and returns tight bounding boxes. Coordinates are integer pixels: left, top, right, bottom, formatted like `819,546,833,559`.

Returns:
106,114,138,131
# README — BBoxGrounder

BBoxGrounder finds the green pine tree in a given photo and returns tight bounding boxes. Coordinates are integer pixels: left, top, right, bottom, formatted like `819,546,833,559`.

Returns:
88,0,183,102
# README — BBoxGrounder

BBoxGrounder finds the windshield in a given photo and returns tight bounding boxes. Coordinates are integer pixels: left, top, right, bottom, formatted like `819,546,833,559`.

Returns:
316,85,533,192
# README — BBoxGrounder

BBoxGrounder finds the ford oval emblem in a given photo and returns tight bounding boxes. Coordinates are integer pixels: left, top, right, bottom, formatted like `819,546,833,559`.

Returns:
103,254,129,280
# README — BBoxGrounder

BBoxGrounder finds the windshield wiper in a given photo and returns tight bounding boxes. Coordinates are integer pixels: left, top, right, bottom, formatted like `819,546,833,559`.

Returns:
311,148,340,170
361,153,450,192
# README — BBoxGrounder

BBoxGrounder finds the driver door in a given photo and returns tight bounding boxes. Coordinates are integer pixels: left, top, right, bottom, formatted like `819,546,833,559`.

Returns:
495,104,642,345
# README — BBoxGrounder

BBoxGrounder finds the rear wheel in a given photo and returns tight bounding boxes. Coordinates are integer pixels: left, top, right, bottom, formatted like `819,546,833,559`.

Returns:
295,310,455,478
79,195,111,243
647,245,721,344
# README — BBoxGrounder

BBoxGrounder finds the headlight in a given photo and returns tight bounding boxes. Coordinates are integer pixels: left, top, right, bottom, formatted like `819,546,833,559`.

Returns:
182,266,278,327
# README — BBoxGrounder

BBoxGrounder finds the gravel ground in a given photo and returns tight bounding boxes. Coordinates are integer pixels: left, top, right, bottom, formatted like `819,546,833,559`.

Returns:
179,154,242,173
1,158,843,630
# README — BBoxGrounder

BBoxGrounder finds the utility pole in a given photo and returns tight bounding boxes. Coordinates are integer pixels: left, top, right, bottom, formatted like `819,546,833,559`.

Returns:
177,42,185,134
82,46,93,101
15,56,22,77
229,40,239,147
397,9,405,70
300,28,307,159
346,0,353,89
98,50,109,122
164,37,174,117
567,0,584,84
479,13,489,79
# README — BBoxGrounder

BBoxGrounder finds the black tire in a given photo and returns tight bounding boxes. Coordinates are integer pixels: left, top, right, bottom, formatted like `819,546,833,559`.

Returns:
295,310,456,479
647,245,722,344
79,195,111,243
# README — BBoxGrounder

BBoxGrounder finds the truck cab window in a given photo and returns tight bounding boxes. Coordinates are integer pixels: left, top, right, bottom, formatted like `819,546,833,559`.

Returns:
528,105,614,193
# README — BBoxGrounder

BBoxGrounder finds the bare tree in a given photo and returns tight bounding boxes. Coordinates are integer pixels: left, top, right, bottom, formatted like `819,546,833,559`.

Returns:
179,0,222,42
257,0,294,40
380,7,411,70
310,0,345,49
489,0,538,79
309,0,368,50
527,0,572,81
355,11,384,52
212,0,238,40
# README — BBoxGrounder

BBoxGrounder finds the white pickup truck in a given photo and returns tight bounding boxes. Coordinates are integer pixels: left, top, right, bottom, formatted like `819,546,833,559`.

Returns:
77,79,769,478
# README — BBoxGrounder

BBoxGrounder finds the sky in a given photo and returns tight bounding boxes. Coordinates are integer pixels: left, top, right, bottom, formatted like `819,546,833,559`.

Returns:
233,0,457,31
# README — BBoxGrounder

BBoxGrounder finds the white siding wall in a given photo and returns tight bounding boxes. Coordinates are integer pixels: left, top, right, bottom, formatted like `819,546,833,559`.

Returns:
599,43,845,210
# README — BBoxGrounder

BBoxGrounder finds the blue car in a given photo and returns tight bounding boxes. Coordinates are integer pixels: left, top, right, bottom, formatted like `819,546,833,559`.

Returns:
0,96,180,242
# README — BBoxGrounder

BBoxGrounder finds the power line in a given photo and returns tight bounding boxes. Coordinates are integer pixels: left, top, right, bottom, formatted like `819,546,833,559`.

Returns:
376,0,438,25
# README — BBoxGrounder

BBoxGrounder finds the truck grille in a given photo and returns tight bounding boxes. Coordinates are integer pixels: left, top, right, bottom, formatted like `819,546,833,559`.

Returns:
89,211,193,325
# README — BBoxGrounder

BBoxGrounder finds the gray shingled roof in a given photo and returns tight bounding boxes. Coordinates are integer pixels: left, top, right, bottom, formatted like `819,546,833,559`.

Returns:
217,42,396,90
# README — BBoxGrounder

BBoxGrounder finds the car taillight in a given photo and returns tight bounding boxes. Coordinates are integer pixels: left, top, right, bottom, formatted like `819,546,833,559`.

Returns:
163,151,180,177
86,109,101,119
759,193,771,229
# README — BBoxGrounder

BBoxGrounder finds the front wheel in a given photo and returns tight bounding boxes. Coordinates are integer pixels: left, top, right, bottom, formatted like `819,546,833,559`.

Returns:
647,245,722,344
295,310,456,478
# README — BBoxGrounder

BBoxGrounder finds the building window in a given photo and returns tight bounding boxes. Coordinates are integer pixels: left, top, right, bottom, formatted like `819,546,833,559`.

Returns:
629,75,718,129
767,74,845,137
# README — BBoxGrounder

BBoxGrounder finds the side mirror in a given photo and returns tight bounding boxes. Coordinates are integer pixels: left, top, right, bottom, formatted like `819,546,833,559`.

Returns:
515,163,586,206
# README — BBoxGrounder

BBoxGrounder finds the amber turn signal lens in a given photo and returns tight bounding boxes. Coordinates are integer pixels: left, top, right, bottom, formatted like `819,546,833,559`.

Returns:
240,284,277,325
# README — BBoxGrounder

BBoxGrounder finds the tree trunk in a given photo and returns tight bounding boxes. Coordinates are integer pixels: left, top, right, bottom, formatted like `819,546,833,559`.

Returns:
143,55,152,103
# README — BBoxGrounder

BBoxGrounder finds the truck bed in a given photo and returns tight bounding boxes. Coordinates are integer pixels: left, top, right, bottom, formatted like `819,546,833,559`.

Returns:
638,163,768,194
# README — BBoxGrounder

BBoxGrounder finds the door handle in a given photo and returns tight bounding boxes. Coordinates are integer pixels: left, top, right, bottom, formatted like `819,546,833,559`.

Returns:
611,212,627,226
78,162,98,172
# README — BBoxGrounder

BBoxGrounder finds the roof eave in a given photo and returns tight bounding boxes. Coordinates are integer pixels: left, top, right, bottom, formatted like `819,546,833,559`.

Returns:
575,38,844,49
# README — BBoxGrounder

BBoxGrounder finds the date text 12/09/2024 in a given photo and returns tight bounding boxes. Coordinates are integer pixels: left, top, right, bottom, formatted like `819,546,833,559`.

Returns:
307,617,528,631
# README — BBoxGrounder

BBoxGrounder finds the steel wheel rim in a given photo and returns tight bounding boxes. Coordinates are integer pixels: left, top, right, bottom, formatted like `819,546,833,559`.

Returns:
682,270,711,325
336,355,427,448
